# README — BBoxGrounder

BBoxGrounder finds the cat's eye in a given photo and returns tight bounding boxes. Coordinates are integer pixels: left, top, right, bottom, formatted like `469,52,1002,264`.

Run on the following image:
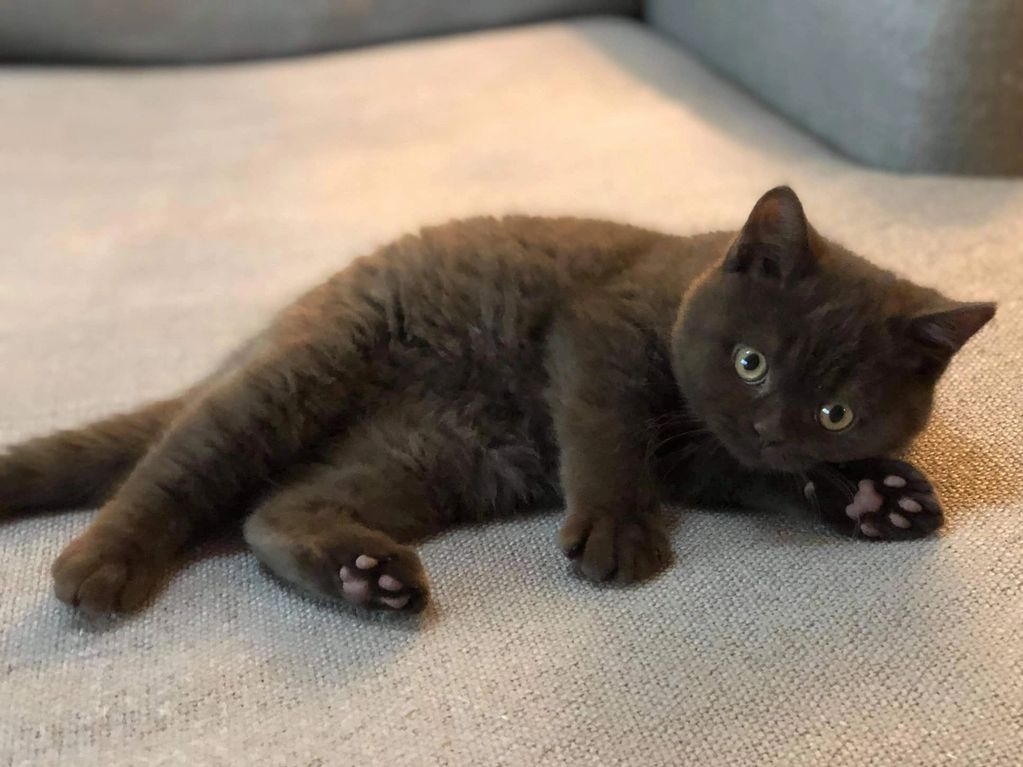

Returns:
818,403,855,432
733,345,768,383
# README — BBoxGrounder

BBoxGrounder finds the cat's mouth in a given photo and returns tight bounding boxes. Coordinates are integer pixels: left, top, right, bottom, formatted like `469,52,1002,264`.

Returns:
757,445,814,473
723,436,815,474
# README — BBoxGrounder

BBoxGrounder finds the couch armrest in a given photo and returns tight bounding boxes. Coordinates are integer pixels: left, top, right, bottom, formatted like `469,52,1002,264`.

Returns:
0,0,639,64
647,0,1023,175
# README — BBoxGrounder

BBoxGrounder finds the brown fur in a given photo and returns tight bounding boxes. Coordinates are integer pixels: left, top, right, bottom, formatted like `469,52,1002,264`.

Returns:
0,188,995,616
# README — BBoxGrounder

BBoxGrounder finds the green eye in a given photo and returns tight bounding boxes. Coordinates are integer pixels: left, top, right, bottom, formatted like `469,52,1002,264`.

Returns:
734,345,768,383
818,403,854,432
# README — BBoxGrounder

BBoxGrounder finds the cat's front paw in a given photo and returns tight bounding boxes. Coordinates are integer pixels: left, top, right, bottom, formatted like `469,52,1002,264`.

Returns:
52,525,162,614
810,458,943,540
559,508,671,582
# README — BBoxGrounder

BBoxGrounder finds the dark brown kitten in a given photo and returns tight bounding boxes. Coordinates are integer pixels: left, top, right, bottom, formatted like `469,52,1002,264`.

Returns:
0,188,995,616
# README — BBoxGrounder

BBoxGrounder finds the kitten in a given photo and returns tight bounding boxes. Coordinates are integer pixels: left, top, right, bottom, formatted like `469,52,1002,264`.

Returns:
0,187,995,615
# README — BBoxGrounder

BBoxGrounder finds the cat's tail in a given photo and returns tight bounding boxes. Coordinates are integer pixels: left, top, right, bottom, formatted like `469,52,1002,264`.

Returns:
0,396,184,515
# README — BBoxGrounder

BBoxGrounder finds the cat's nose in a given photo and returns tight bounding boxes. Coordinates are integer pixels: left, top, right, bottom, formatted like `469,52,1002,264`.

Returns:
753,418,784,447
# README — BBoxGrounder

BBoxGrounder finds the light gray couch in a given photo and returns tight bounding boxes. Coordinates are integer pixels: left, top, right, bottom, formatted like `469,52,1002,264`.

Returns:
648,0,1023,175
1,4,1021,766
2,0,1020,174
0,0,640,61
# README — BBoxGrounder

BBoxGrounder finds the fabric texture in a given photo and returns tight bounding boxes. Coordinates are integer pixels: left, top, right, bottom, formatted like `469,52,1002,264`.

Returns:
1,18,1021,766
646,0,1023,176
0,0,639,63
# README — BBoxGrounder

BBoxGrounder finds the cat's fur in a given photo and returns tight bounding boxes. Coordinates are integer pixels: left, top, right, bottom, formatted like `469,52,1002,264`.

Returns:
0,187,995,615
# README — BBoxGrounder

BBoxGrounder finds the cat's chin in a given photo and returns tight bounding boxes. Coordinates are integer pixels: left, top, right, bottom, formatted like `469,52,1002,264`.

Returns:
725,441,814,474
758,454,816,474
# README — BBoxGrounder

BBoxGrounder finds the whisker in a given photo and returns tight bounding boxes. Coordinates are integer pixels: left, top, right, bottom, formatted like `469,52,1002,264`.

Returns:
646,427,712,455
661,434,721,480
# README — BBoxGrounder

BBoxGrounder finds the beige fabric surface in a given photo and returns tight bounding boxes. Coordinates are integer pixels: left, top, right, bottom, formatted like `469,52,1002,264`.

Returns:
1,18,1021,766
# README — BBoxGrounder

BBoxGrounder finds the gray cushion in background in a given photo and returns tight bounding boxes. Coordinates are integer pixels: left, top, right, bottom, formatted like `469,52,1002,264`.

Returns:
646,0,1023,176
0,0,639,63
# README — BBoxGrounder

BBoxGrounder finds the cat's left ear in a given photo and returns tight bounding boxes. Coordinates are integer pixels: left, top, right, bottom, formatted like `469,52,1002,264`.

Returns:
904,301,996,369
723,186,819,285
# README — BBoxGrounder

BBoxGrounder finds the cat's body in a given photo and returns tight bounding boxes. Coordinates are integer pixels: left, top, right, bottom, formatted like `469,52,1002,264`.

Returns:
0,189,995,615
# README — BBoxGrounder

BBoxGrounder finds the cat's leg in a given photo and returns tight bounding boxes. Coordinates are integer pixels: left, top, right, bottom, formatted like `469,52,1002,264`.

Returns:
243,400,498,613
243,461,435,614
1,332,271,518
807,458,943,540
0,397,182,515
694,456,945,541
547,313,673,583
245,387,554,613
51,303,386,614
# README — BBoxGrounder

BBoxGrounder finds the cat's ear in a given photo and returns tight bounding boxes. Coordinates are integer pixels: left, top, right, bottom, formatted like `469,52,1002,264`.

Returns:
900,300,994,376
901,301,996,371
723,186,818,285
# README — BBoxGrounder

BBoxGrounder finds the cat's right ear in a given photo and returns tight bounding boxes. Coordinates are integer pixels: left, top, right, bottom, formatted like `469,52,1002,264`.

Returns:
723,186,818,285
901,301,997,372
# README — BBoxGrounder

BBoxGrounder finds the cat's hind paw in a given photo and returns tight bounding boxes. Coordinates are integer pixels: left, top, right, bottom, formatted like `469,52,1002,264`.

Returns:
245,516,430,614
337,551,429,613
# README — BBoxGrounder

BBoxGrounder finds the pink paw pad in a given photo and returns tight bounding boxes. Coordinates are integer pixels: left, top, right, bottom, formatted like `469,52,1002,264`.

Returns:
845,479,884,520
889,513,911,529
859,521,881,537
883,475,907,488
379,594,410,610
337,555,417,612
341,577,371,604
898,498,923,513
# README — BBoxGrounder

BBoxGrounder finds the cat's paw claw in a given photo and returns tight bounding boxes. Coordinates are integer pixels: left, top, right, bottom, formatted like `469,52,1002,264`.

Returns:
559,510,671,583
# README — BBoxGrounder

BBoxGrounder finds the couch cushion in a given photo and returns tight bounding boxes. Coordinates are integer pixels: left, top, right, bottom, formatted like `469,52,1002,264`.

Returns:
1,17,1021,766
646,0,1023,175
0,0,638,63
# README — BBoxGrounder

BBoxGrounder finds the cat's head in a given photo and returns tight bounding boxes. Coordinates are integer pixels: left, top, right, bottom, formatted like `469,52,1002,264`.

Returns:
672,186,995,473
